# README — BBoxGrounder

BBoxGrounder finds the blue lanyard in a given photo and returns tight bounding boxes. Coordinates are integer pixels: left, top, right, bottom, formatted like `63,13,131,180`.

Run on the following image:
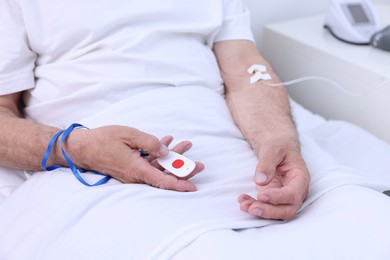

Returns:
41,123,111,186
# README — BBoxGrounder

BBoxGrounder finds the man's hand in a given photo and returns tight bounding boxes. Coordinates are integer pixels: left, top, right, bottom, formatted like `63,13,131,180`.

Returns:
238,139,310,220
64,126,204,192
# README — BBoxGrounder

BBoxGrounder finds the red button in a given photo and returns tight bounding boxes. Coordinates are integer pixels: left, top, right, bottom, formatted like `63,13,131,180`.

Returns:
172,159,184,169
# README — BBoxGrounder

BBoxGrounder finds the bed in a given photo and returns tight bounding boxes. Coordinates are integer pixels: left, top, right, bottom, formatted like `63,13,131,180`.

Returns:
0,86,390,259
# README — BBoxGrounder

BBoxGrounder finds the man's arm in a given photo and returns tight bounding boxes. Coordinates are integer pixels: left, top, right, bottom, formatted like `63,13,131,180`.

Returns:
213,40,310,220
0,93,203,191
0,93,61,170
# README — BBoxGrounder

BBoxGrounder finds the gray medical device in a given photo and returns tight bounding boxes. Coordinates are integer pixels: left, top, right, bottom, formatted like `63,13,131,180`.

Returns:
324,0,380,45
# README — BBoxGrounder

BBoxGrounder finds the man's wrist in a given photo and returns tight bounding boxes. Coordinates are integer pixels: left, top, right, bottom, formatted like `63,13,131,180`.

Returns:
252,115,300,153
59,127,90,169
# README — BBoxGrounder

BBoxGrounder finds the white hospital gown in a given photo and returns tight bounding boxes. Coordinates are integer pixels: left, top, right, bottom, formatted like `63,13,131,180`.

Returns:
0,0,253,126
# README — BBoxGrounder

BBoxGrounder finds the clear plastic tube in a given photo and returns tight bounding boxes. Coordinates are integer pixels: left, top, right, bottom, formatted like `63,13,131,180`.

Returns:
263,76,390,97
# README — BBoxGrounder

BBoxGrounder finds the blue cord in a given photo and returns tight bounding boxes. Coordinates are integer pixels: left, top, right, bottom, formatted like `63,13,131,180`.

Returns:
41,123,111,186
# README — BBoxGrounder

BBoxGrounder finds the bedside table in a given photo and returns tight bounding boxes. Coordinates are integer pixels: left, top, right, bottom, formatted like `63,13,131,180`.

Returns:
262,4,390,143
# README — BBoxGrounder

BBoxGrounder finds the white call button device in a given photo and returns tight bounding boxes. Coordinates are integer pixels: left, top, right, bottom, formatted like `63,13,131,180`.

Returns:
157,151,196,178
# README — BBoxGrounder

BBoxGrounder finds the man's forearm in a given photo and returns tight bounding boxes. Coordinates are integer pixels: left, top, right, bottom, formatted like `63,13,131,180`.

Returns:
213,40,299,154
0,110,62,171
225,82,299,155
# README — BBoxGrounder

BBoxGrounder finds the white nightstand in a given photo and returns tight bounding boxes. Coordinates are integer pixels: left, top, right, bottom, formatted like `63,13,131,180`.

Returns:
262,4,390,143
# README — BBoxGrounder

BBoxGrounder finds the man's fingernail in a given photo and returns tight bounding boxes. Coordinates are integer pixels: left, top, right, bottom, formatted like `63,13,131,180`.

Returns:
159,145,169,156
255,172,268,184
250,208,263,216
184,142,192,150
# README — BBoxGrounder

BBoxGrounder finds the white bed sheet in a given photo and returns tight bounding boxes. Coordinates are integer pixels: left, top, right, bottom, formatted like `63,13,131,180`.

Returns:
0,86,389,259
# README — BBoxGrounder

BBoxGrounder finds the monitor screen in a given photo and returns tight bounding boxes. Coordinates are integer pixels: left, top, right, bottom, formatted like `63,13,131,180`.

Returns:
347,4,370,24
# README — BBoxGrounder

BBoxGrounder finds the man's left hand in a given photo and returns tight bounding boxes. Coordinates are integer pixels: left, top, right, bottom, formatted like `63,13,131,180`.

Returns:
238,140,310,220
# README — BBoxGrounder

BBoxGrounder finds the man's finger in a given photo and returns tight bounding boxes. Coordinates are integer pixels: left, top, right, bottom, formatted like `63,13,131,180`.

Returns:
238,194,256,213
257,186,302,205
122,127,169,157
247,201,299,220
137,162,197,192
146,171,197,192
254,149,282,186
146,135,174,164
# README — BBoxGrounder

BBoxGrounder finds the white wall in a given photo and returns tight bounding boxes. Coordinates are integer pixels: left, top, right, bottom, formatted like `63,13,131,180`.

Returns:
243,0,329,48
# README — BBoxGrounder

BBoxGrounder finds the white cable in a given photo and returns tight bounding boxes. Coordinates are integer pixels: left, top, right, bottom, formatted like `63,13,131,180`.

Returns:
263,76,390,97
247,64,390,97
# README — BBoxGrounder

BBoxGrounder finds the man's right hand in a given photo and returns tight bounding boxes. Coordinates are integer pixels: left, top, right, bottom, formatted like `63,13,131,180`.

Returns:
63,126,204,192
